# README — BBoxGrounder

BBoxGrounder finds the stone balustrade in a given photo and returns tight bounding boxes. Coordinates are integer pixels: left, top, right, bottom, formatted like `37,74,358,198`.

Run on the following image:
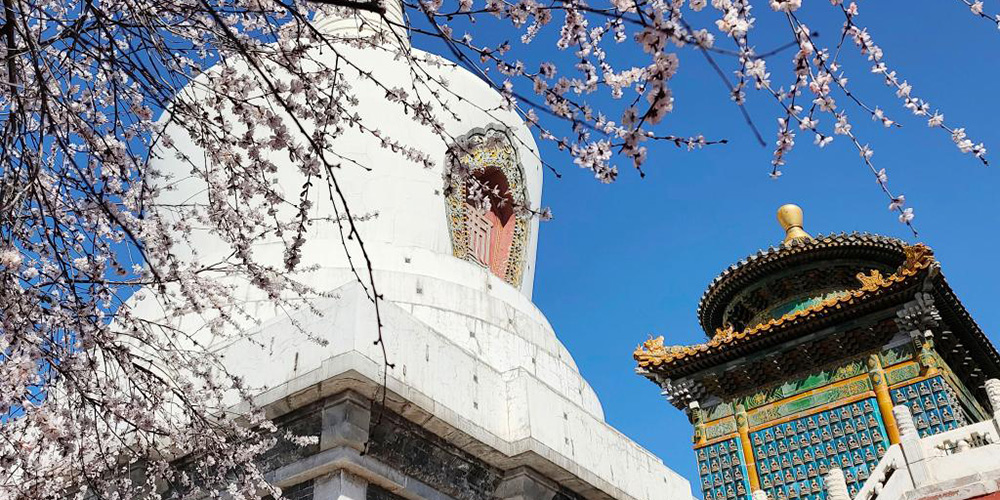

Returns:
853,445,908,500
921,419,998,457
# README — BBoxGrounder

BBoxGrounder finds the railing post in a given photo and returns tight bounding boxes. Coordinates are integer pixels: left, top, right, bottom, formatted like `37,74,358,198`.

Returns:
985,378,1000,421
986,378,1000,440
893,404,918,438
824,468,850,500
893,404,932,488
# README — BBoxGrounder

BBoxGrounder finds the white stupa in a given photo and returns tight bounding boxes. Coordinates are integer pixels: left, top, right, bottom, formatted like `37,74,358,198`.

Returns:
143,6,692,500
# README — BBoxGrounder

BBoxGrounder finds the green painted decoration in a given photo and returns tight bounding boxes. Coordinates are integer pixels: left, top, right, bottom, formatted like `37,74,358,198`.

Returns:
748,378,872,428
706,418,738,440
885,364,920,386
739,360,867,411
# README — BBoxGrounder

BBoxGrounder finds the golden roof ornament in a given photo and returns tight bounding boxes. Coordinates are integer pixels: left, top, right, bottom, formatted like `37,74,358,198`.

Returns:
777,204,813,245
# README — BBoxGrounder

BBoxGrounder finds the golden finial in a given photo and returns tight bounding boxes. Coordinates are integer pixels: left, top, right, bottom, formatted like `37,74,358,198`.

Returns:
777,204,812,245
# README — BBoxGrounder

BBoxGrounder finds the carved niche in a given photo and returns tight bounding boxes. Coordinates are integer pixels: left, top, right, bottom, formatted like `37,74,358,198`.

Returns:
444,126,530,287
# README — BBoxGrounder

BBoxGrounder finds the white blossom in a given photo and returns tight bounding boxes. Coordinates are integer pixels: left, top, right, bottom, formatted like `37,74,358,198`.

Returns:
889,195,906,211
769,0,802,12
898,207,915,223
0,248,22,268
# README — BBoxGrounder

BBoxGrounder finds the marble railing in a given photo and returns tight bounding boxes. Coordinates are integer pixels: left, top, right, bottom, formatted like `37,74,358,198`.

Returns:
852,445,908,500
920,418,998,457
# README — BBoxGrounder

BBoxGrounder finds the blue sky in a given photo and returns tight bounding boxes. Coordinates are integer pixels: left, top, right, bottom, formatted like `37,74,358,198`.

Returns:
484,2,1000,493
12,1,994,491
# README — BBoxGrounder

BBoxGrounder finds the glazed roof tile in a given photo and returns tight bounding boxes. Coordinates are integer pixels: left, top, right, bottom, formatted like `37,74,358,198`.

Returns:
696,232,910,334
636,243,933,375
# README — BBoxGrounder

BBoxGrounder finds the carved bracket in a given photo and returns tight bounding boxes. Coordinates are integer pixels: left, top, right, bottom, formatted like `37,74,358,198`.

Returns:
661,377,708,409
894,292,941,336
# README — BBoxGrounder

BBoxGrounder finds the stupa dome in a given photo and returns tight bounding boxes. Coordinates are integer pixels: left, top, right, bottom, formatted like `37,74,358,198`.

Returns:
134,13,693,500
154,19,544,304
145,5,601,422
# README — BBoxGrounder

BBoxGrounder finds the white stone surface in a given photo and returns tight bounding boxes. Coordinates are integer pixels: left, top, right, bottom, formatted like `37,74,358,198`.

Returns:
138,11,693,500
226,277,689,500
315,471,368,500
152,42,543,302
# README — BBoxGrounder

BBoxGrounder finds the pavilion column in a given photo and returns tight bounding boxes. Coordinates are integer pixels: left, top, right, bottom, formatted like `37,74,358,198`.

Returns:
868,354,901,445
735,405,760,491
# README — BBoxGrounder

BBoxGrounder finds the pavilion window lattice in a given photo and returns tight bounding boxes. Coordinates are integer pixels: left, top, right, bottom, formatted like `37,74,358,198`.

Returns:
697,438,751,500
889,376,963,437
750,398,889,500
697,378,966,500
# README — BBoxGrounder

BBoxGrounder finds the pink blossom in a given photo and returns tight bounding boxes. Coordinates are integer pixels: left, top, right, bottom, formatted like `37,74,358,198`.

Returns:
889,195,906,211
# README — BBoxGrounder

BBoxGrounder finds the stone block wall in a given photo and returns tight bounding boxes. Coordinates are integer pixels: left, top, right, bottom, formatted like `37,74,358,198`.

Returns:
365,409,503,500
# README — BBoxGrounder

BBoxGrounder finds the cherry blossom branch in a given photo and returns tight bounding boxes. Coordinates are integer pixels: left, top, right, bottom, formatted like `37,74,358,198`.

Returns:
954,0,1000,29
839,3,988,166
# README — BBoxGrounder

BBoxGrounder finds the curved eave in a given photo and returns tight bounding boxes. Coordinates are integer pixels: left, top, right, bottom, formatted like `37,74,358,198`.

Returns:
929,272,1000,391
696,233,910,334
639,267,923,380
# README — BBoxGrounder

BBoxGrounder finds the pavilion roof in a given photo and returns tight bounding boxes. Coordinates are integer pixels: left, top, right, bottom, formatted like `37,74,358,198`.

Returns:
634,207,1000,407
634,242,934,376
696,232,912,334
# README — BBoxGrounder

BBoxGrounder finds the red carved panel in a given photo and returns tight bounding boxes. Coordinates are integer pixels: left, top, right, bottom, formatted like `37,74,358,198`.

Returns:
486,208,515,277
468,210,492,266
